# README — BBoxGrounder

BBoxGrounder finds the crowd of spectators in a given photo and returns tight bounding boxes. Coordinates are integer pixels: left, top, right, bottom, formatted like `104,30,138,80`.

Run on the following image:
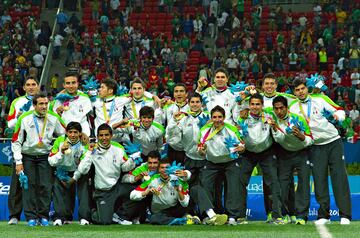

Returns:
0,0,43,137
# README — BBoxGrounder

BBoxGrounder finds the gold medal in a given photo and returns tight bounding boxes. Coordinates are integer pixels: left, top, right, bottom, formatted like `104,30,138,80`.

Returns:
63,106,70,111
64,148,72,155
37,141,44,147
199,78,208,87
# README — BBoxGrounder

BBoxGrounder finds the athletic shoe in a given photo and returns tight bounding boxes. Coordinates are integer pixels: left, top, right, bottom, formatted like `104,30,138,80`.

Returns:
291,216,297,224
8,217,18,225
237,218,249,225
205,214,228,226
80,219,90,225
186,215,201,225
340,218,350,225
40,218,49,226
168,217,187,225
283,215,291,224
295,219,306,225
112,213,132,225
314,218,331,225
265,213,272,223
132,217,140,225
272,218,285,225
53,219,63,226
28,219,37,227
63,220,72,225
227,218,237,225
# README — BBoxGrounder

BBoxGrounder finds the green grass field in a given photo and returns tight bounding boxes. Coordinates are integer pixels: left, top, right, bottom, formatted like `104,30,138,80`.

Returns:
1,222,360,238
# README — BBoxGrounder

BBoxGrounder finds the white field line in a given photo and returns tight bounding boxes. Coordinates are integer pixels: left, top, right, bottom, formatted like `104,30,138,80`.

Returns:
315,224,333,238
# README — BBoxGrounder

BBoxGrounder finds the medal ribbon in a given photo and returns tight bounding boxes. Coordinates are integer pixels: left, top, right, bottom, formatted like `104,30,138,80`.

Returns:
298,98,311,124
102,99,115,123
131,98,145,119
33,113,48,144
201,124,224,144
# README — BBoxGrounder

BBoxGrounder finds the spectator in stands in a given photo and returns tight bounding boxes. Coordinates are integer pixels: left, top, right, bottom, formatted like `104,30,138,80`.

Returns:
349,104,360,123
349,44,360,69
336,7,347,30
298,14,307,31
288,49,298,71
318,47,328,72
183,14,194,37
53,33,64,59
32,50,44,78
56,10,68,36
351,68,359,88
0,10,12,27
225,52,239,75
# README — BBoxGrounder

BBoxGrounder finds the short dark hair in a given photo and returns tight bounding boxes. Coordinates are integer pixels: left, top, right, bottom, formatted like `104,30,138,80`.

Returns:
130,77,145,88
97,123,113,135
249,93,264,105
158,158,171,167
139,106,154,118
214,67,229,78
147,150,160,160
64,71,79,80
32,93,48,105
210,105,225,117
174,83,187,91
263,73,276,81
292,78,307,88
25,77,39,85
66,121,82,133
101,79,118,95
188,92,203,102
272,96,288,108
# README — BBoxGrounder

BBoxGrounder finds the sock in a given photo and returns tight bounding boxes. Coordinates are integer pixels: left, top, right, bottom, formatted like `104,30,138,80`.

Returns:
206,209,216,219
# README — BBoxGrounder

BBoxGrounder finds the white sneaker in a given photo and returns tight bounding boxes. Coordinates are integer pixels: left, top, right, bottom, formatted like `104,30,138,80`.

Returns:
314,218,331,225
228,218,237,225
53,219,63,226
80,219,90,225
340,218,350,225
63,220,72,225
112,213,132,225
132,217,140,225
8,218,18,225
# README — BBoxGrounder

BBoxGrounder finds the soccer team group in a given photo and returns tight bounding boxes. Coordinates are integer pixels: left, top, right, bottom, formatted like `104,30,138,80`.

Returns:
6,68,352,227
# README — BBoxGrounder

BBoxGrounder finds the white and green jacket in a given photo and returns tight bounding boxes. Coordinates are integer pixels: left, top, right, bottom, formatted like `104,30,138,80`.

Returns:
115,119,165,156
92,95,131,133
289,94,345,145
48,135,91,180
155,101,190,126
237,109,273,153
7,95,34,129
198,87,238,124
198,122,244,163
262,92,297,109
12,110,66,165
123,95,157,120
270,112,313,151
130,174,190,213
76,141,135,190
166,111,208,161
51,91,93,136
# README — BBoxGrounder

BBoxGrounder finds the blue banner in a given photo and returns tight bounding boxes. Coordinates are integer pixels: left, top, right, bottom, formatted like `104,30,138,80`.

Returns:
0,176,359,221
0,141,13,165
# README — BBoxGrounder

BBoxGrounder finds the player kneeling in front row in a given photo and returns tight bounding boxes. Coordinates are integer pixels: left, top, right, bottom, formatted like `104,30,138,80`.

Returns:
48,122,92,226
130,159,192,225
